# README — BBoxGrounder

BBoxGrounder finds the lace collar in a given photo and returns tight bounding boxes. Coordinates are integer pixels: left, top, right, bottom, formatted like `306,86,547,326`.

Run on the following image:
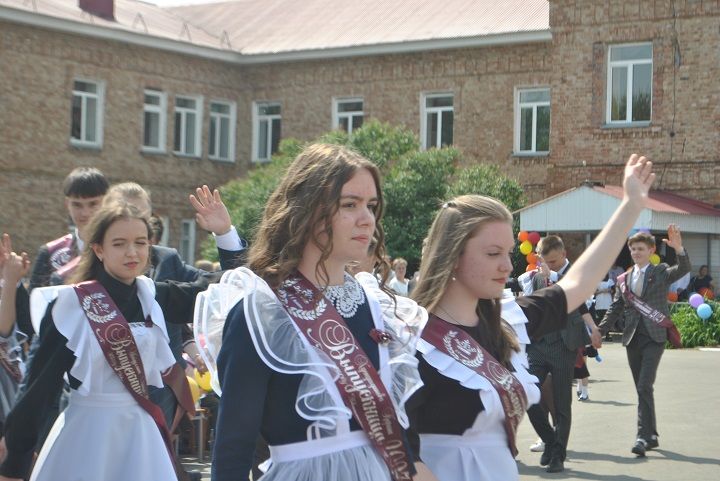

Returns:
323,272,366,318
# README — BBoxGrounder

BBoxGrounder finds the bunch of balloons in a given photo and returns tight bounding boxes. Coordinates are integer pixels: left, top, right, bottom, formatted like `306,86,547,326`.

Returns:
518,231,541,271
689,293,713,320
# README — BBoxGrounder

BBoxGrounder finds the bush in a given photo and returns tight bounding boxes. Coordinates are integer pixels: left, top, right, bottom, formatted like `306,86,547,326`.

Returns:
670,302,720,348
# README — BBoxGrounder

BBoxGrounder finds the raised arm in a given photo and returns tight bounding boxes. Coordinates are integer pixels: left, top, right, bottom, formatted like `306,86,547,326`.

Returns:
0,235,30,337
662,225,691,283
557,154,655,313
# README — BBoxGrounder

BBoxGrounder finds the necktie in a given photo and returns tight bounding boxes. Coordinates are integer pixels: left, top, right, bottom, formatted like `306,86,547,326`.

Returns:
634,270,644,296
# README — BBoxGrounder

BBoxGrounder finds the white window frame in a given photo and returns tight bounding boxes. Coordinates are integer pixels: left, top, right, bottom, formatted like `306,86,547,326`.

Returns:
208,100,237,162
606,42,653,125
179,219,196,264
173,95,203,157
142,89,167,153
514,87,551,154
420,92,454,150
70,78,104,148
332,97,364,135
159,216,170,247
252,101,282,163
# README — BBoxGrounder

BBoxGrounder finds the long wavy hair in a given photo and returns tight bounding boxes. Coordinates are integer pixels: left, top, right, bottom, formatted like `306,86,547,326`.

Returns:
68,202,152,284
248,143,390,289
412,195,519,367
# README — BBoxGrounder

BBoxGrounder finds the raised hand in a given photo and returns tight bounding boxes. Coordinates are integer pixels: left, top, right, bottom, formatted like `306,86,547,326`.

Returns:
662,224,683,251
622,154,655,204
2,252,30,285
189,185,232,235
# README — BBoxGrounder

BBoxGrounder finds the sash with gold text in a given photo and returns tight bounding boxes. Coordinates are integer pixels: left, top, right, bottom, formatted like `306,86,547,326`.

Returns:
421,315,527,457
617,272,682,348
277,273,412,481
73,281,188,481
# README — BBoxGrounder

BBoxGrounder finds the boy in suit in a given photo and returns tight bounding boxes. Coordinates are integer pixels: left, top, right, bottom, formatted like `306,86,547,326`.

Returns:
599,226,690,457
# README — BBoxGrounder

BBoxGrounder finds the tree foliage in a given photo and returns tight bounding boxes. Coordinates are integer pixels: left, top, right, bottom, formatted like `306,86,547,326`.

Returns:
201,120,526,270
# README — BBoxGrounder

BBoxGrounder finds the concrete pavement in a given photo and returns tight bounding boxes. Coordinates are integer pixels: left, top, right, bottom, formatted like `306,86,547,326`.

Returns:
183,342,720,480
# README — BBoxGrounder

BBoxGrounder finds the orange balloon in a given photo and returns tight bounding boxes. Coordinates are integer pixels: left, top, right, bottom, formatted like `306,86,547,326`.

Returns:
526,263,537,272
518,231,529,242
699,287,715,300
667,292,678,302
526,252,538,265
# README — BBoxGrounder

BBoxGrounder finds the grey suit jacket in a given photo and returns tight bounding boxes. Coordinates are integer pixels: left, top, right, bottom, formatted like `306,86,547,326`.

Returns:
531,262,589,351
599,253,691,345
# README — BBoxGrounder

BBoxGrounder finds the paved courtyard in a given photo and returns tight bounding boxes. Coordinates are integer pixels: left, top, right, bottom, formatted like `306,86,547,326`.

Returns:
183,341,720,480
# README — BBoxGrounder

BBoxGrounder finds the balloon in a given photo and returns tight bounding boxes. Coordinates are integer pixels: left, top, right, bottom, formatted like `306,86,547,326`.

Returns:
689,293,704,308
194,368,212,392
649,254,660,265
667,292,678,302
699,287,715,300
526,263,537,272
519,240,533,255
187,376,201,403
526,252,538,265
697,303,713,320
528,232,541,245
517,231,529,242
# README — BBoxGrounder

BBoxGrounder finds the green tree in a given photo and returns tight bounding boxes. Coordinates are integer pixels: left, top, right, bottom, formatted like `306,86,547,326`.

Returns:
200,122,525,269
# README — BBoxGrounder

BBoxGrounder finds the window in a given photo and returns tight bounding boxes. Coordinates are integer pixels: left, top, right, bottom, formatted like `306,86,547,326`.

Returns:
607,43,652,124
333,98,364,134
515,88,550,154
173,95,202,156
209,100,236,162
142,90,166,152
421,93,453,149
179,219,196,264
253,102,281,162
70,79,104,147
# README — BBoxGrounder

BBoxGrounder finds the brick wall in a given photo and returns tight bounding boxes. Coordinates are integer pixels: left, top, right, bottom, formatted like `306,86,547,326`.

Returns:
0,22,249,257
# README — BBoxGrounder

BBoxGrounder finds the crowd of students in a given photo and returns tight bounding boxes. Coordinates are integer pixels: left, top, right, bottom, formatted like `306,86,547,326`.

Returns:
0,146,689,481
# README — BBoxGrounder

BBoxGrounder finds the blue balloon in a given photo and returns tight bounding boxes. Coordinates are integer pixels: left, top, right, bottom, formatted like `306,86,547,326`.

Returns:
697,303,713,320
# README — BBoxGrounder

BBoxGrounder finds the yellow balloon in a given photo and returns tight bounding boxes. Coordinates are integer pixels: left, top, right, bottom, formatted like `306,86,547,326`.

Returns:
519,240,533,255
186,376,201,404
194,369,212,392
649,253,660,265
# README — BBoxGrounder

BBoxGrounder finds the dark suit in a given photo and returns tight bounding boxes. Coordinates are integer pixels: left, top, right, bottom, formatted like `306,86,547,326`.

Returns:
599,252,690,441
28,233,79,292
526,261,589,461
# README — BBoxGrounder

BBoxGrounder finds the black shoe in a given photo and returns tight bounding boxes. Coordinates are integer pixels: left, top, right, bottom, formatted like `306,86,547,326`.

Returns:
546,455,564,473
646,437,659,450
632,439,647,457
540,445,553,466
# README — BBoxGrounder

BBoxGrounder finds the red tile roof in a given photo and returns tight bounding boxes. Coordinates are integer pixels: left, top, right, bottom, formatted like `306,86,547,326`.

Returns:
595,185,720,217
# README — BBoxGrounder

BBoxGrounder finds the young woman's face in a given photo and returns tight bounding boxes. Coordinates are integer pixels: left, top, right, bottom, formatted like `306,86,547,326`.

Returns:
700,266,708,276
394,263,407,280
326,168,378,267
454,220,514,300
92,218,150,284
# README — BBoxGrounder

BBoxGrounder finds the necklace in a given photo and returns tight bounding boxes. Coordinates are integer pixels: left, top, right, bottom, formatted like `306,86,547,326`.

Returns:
323,273,366,318
435,305,477,327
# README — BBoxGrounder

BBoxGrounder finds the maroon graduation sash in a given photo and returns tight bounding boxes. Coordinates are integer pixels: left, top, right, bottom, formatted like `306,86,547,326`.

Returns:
276,273,412,481
617,271,682,348
46,234,75,271
421,315,527,457
73,281,188,481
0,341,22,382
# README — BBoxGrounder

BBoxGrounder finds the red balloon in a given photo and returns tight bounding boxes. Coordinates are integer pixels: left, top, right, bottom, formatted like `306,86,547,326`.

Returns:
518,231,529,242
528,232,541,245
526,263,537,272
667,292,678,302
526,252,538,265
699,287,715,300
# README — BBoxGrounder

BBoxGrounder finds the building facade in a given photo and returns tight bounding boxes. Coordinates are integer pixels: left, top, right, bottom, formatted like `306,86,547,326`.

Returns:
1,0,719,260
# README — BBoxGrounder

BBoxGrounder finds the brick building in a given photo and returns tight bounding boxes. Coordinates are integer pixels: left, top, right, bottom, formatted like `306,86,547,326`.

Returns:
1,0,719,263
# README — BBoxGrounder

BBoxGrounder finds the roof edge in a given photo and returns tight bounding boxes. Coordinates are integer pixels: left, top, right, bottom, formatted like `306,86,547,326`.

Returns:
0,5,239,63
235,30,553,64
